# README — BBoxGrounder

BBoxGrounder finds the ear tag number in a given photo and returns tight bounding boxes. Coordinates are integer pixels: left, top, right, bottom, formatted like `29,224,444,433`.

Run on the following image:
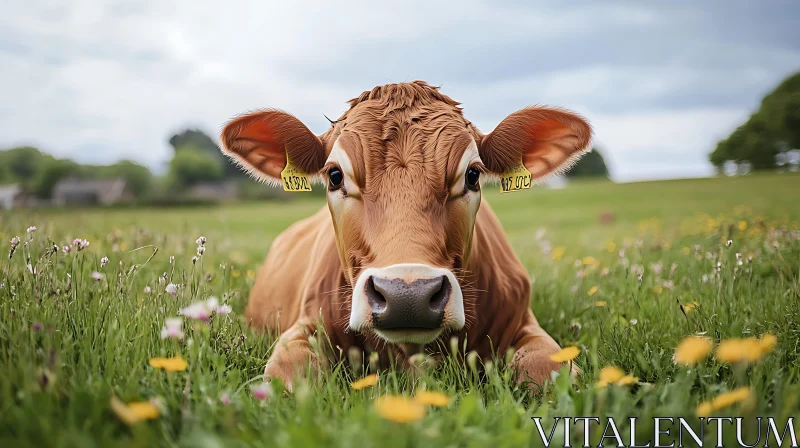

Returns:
280,150,312,192
499,160,532,193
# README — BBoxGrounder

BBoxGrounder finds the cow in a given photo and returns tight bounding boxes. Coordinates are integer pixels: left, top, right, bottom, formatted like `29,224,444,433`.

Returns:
220,81,591,389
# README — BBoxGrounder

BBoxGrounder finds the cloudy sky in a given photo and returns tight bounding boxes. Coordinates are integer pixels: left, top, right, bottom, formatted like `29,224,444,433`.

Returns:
1,0,798,182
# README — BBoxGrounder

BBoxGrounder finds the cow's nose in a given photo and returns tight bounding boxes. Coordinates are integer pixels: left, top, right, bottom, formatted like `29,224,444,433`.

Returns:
365,275,450,330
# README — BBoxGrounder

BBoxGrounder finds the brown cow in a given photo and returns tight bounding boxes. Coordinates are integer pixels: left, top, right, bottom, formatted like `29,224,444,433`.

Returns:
221,81,591,388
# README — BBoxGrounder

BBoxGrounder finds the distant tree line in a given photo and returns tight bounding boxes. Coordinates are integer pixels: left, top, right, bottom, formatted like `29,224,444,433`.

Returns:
0,147,153,199
710,72,800,172
1,126,612,202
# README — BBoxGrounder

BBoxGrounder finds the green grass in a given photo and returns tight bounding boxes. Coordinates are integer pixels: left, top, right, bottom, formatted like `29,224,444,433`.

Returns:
1,172,799,447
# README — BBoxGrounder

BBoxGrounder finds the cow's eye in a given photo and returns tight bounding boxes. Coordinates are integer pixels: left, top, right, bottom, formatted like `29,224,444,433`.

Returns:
466,167,480,191
328,167,344,190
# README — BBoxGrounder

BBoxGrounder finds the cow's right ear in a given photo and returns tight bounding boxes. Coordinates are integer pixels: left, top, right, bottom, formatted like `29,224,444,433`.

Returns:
220,110,327,184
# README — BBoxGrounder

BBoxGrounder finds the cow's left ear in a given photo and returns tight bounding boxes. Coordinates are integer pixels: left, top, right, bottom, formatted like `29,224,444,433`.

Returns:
478,107,592,182
220,110,327,184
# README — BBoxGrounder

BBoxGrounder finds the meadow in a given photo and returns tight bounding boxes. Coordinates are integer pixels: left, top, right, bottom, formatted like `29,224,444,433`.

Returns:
1,172,799,447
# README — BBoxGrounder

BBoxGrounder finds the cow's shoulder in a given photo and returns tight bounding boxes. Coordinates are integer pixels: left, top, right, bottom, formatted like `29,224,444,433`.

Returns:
463,199,533,354
246,206,338,331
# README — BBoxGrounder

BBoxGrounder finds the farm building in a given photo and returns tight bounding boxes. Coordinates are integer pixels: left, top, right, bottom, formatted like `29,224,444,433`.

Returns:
184,181,239,202
0,184,26,210
52,178,134,206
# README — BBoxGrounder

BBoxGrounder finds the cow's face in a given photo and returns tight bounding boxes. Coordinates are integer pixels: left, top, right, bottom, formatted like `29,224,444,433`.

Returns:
221,81,591,346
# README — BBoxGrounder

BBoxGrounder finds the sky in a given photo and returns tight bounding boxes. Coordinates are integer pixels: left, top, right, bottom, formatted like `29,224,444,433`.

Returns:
1,0,798,182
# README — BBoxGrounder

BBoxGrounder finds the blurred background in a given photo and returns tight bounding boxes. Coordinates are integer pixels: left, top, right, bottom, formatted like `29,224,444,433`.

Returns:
0,0,798,209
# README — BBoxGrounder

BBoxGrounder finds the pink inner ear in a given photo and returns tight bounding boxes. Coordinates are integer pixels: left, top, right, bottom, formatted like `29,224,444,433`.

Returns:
221,111,327,182
520,112,591,180
478,107,592,178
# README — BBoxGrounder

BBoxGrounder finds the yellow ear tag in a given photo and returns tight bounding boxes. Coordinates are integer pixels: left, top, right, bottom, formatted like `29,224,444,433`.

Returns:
499,160,532,193
280,150,312,192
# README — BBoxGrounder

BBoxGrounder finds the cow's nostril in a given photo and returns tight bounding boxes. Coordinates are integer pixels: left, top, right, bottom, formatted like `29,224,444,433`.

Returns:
429,275,450,311
365,276,387,313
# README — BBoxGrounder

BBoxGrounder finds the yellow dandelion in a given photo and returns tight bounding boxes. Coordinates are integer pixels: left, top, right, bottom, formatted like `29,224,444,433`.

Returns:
246,269,256,278
119,242,128,252
695,402,713,417
414,391,450,407
148,355,188,372
552,246,566,261
549,346,580,363
594,300,607,307
683,301,700,313
674,336,713,366
350,374,378,390
597,366,624,387
759,333,777,354
375,396,426,423
711,387,751,410
232,270,241,278
616,375,639,386
738,221,748,231
587,286,599,296
653,286,663,294
582,256,597,266
110,396,160,425
716,338,763,363
604,241,617,253
681,247,691,256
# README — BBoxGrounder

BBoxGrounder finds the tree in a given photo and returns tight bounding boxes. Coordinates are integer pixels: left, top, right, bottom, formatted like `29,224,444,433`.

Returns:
0,146,46,187
710,71,799,171
104,160,153,197
32,157,80,198
566,147,610,179
759,72,800,150
167,145,224,191
169,129,244,178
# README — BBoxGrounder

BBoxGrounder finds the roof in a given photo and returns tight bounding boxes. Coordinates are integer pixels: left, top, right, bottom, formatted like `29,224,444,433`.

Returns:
53,178,127,195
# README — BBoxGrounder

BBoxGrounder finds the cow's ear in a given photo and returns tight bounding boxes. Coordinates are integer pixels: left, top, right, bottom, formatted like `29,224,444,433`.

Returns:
478,107,592,182
221,110,327,184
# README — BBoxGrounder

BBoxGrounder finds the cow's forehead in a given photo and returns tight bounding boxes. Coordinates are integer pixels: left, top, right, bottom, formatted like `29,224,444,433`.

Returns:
321,81,483,193
328,122,477,193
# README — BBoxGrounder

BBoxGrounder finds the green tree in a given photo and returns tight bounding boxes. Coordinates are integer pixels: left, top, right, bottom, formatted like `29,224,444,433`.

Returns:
32,157,80,198
167,145,224,191
566,147,610,179
759,72,800,149
105,160,153,197
169,129,243,178
710,71,799,171
1,147,46,187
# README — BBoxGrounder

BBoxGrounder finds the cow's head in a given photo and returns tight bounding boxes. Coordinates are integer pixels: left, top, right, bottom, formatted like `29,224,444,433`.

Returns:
221,81,591,346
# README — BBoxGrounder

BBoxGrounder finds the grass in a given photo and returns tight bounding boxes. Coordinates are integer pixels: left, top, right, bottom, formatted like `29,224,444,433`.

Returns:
1,172,799,447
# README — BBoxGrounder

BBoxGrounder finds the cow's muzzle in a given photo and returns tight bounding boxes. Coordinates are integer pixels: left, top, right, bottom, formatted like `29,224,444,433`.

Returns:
349,263,465,344
366,275,450,330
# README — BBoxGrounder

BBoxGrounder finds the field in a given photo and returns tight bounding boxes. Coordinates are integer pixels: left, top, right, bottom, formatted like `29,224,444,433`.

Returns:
1,172,799,447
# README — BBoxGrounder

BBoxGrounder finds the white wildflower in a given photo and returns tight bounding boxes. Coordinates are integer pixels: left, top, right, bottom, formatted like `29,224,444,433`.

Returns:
165,283,178,296
160,317,184,339
216,304,232,315
100,256,109,267
26,226,37,233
